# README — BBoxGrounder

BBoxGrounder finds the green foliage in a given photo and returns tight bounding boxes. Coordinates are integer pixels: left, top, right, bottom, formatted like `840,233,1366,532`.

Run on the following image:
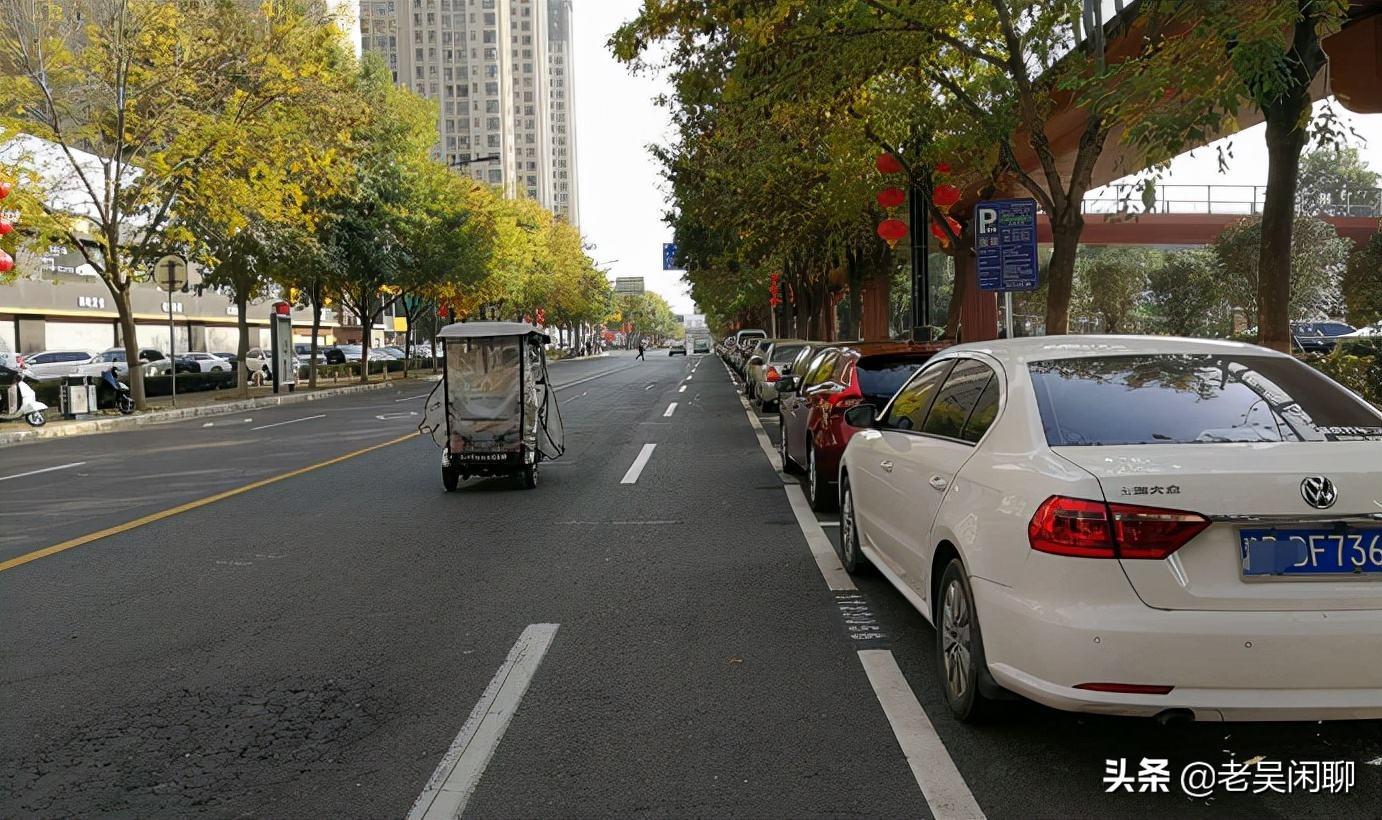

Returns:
1313,349,1382,404
1145,249,1232,337
1343,232,1382,328
1073,247,1161,333
1214,215,1350,320
1297,147,1380,216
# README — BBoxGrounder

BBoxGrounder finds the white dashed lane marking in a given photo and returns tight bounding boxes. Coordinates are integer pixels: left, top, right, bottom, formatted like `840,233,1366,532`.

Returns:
664,402,677,417
620,443,657,484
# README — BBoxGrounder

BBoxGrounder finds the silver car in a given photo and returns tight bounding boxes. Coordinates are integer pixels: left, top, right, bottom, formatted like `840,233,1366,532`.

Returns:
23,350,95,379
745,339,810,411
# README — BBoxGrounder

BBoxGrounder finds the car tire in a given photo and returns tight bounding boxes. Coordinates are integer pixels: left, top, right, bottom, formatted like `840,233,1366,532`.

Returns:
779,417,800,473
838,477,871,574
806,443,834,511
936,558,999,723
442,464,460,492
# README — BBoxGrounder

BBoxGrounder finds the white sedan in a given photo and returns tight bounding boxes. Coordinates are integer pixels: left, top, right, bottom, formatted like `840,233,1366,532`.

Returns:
837,336,1382,723
180,352,232,372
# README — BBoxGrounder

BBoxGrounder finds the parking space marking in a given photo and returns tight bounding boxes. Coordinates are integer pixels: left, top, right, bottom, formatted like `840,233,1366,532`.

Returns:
250,414,326,431
860,650,986,819
0,461,86,483
620,443,657,484
408,623,560,820
663,402,677,417
729,359,983,819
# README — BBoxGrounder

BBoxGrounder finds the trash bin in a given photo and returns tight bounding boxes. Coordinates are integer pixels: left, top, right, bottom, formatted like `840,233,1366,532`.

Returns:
60,375,98,419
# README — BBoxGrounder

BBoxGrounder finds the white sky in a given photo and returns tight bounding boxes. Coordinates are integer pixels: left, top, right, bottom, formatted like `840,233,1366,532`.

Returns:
572,2,1382,316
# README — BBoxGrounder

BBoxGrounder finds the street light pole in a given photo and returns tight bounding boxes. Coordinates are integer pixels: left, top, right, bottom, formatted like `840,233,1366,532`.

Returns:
909,168,933,340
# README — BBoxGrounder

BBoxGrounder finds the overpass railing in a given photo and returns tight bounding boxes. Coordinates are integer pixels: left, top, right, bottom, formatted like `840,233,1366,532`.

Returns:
1081,183,1382,218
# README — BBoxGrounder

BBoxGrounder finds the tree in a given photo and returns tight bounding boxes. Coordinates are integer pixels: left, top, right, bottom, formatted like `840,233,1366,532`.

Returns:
0,0,334,408
1215,215,1350,322
1116,0,1352,351
1343,232,1382,328
1297,146,1380,216
318,55,437,383
1074,248,1160,334
1146,249,1232,338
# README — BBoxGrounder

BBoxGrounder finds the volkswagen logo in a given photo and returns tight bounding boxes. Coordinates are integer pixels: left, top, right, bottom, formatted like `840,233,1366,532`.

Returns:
1300,476,1338,510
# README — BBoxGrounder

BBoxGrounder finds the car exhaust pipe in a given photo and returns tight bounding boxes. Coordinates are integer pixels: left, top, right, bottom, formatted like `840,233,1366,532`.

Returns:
1153,708,1194,726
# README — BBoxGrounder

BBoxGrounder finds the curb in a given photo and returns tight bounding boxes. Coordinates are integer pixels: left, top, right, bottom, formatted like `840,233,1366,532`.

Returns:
0,375,442,449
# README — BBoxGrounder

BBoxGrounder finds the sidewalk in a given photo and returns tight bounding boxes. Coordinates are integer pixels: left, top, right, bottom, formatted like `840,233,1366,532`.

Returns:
0,373,441,448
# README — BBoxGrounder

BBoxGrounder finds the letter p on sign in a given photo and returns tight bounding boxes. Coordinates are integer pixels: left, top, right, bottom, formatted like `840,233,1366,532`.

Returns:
977,207,998,235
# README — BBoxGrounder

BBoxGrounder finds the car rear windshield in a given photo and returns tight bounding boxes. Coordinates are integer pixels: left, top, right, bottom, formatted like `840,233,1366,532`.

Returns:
770,344,805,363
1029,354,1382,445
855,355,929,402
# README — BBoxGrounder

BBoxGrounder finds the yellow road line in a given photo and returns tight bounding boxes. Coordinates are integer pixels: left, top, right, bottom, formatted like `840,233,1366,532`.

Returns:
0,432,417,574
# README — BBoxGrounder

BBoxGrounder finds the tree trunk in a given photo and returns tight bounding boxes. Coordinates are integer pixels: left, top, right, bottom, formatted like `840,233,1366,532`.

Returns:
114,290,147,410
1045,219,1083,335
309,283,322,390
359,294,374,384
235,288,252,399
944,251,965,341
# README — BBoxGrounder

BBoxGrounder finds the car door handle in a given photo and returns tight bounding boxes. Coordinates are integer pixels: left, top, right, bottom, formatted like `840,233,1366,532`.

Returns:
928,475,949,491
879,460,893,473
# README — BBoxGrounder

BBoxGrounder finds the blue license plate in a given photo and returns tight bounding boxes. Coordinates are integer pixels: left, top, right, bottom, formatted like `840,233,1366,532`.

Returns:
1240,526,1382,576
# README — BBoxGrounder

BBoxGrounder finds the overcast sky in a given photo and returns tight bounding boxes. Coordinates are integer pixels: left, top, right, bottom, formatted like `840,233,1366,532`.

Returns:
572,2,1382,317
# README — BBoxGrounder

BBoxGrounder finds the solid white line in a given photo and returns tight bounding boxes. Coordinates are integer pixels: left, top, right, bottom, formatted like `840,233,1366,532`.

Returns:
250,414,325,431
859,650,987,819
620,443,657,484
408,624,560,820
0,461,86,483
663,402,677,417
678,385,687,393
395,393,430,402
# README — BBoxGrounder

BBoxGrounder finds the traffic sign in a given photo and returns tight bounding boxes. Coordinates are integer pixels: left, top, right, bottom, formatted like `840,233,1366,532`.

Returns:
662,243,680,271
154,254,188,293
974,198,1039,292
614,276,645,295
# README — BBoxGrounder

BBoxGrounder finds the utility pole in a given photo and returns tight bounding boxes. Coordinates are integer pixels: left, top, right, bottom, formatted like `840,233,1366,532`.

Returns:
909,169,933,340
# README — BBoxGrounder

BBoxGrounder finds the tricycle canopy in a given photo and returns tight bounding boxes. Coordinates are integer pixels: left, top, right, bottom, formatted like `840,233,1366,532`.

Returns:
420,322,565,464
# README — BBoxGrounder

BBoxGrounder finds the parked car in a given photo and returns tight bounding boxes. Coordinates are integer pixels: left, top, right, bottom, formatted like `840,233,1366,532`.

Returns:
77,348,173,378
1343,321,1382,338
1292,321,1355,354
23,350,95,379
213,352,239,367
693,338,710,355
324,344,363,364
178,352,232,373
669,340,688,356
373,346,405,360
838,335,1382,723
380,345,409,359
779,341,947,510
293,343,328,365
744,339,809,411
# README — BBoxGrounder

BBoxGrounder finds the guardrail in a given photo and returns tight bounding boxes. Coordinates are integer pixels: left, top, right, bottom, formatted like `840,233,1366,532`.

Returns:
1082,184,1382,218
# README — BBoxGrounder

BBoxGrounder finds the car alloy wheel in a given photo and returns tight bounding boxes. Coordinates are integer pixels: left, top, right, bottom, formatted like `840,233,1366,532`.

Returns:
941,577,973,703
839,481,868,574
807,446,817,499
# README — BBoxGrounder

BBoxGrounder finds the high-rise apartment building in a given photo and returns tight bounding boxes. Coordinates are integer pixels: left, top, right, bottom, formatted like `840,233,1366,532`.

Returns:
357,0,579,226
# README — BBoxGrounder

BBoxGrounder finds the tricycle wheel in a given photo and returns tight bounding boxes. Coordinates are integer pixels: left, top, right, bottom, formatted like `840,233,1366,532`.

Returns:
442,464,460,492
519,463,538,489
24,410,46,427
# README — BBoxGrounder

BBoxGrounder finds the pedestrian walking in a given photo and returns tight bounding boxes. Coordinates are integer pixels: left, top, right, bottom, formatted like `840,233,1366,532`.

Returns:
636,339,646,361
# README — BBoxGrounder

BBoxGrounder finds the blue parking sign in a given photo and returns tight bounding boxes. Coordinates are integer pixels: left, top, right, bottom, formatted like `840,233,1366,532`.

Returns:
662,242,680,271
974,198,1039,292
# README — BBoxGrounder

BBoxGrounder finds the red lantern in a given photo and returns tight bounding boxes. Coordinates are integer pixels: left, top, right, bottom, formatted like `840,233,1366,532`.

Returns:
930,216,963,244
0,181,11,200
0,250,14,273
875,153,904,175
0,219,11,236
877,218,908,248
933,183,962,211
875,187,906,209
935,162,951,174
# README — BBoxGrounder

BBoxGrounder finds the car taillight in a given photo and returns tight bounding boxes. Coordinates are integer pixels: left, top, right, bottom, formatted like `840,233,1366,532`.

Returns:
766,365,780,382
1028,496,1209,560
827,381,862,410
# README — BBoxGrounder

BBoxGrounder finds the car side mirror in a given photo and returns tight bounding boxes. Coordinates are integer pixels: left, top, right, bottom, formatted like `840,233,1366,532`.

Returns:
843,404,877,429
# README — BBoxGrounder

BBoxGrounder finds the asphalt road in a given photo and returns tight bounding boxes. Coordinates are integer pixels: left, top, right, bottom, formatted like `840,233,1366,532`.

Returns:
1,349,1379,817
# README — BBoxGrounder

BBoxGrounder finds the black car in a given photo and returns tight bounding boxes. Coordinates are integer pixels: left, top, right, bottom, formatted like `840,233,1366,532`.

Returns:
1292,321,1355,354
324,344,363,365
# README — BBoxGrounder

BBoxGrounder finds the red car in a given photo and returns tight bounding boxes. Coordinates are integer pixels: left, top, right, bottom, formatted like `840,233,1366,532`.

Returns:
778,341,948,510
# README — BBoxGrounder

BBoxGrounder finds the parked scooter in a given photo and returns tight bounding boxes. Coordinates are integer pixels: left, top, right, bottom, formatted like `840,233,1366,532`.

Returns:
0,363,48,427
102,367,135,415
